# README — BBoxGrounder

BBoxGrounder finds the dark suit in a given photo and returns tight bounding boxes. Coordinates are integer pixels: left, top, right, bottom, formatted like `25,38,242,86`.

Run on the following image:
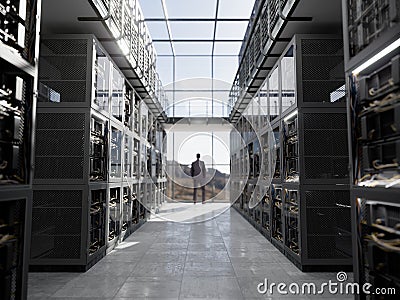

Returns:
191,159,206,203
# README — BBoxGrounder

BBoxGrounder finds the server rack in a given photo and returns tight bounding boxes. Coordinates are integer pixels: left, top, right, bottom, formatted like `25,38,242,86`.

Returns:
0,0,42,298
0,189,32,300
31,34,157,270
343,0,400,297
231,35,352,271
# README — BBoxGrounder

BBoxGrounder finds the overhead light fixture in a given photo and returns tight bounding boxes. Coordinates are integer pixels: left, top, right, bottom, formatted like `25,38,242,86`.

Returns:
283,110,297,122
352,37,400,75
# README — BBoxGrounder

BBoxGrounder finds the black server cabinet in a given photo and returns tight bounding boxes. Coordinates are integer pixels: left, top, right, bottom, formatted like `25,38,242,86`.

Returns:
343,0,400,297
31,35,143,270
1,0,42,298
0,189,32,300
232,35,352,271
30,184,107,271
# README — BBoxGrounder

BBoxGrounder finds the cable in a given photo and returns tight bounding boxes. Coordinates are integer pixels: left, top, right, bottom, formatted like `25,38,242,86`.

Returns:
369,79,395,97
366,232,400,253
372,159,398,170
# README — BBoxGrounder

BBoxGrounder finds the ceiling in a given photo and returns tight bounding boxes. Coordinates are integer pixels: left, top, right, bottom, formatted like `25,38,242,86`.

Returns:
139,0,256,86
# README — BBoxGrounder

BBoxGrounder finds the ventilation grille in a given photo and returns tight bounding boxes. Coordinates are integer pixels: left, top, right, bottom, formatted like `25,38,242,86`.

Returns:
301,39,343,55
301,39,344,103
39,56,87,81
40,39,88,55
36,130,85,156
305,189,351,259
303,113,347,129
31,189,83,260
35,113,86,180
39,38,88,103
36,113,86,130
33,190,83,207
305,190,350,207
35,157,84,180
304,157,349,180
304,130,348,156
307,236,350,259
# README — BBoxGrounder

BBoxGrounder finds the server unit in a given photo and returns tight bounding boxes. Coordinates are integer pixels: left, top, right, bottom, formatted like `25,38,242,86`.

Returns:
343,0,400,297
1,0,41,298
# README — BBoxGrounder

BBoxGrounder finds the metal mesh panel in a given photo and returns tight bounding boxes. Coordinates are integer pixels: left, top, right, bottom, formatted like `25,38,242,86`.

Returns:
36,130,85,156
302,56,344,81
248,40,254,74
304,130,348,156
30,235,81,259
268,0,280,30
39,38,89,103
260,6,268,47
32,208,82,234
36,113,86,130
302,81,345,103
111,0,122,32
31,189,83,260
40,39,88,55
138,40,144,71
131,28,138,59
33,190,82,207
301,39,344,103
307,236,349,259
39,56,87,80
35,157,84,179
307,207,351,234
301,39,343,55
254,26,261,63
35,112,86,180
304,157,349,179
124,7,132,43
303,113,347,129
305,190,350,207
38,81,87,103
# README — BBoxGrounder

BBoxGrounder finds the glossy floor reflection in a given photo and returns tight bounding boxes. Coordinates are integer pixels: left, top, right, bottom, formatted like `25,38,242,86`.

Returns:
28,207,353,299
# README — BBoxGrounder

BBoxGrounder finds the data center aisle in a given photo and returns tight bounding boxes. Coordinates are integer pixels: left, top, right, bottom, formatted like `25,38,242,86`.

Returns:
28,207,352,299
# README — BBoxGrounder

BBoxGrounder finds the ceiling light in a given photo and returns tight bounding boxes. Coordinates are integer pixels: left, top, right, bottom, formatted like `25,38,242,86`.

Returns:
352,37,400,75
283,110,297,122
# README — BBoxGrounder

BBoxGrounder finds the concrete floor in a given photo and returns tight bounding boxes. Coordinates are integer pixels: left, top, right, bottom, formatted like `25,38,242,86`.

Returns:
28,205,353,299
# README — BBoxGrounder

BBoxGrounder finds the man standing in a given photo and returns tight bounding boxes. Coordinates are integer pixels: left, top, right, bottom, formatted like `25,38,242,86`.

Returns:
191,153,206,204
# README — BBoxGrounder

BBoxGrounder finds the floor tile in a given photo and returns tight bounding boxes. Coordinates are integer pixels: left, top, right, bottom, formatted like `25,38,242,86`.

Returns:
180,276,243,299
184,261,236,277
115,277,181,298
131,262,185,279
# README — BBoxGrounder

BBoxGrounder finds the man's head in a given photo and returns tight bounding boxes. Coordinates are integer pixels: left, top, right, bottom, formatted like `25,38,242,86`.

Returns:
196,153,200,159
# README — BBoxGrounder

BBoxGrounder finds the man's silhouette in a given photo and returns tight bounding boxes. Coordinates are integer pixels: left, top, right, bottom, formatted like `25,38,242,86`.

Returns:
191,153,207,204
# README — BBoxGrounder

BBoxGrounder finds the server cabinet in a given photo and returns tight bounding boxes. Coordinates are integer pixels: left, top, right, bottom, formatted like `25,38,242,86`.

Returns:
343,0,400,291
1,0,42,297
0,189,32,300
30,184,107,271
31,34,152,270
283,185,352,270
231,34,352,271
282,108,349,185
